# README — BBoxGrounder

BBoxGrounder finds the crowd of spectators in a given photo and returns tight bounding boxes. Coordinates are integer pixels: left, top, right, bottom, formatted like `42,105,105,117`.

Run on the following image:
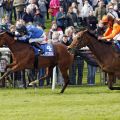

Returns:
0,0,120,88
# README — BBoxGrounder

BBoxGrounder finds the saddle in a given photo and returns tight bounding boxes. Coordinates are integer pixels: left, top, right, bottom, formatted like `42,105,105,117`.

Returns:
33,43,55,69
112,40,120,53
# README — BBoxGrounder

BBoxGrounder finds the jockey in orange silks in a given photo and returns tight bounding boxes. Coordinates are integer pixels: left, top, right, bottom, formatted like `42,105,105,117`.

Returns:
99,15,120,41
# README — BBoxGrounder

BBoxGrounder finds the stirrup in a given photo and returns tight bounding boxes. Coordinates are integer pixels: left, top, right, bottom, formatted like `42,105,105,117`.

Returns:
38,49,44,54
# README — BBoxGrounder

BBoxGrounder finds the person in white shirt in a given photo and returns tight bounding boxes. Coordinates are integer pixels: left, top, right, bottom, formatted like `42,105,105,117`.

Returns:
81,0,93,26
77,0,83,11
81,0,93,18
107,4,118,18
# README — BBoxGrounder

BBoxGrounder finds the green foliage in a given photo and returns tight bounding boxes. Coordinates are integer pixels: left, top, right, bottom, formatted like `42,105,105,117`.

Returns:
0,86,120,120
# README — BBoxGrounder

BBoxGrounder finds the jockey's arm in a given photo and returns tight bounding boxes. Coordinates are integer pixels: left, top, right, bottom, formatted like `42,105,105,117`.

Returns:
102,24,120,40
16,35,30,43
103,27,112,37
29,33,47,43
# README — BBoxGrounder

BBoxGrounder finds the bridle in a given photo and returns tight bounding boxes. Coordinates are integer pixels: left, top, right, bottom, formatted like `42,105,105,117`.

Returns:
75,32,86,48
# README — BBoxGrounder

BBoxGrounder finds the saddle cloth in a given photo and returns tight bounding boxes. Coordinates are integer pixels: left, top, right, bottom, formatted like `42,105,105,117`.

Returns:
113,40,120,53
39,43,54,56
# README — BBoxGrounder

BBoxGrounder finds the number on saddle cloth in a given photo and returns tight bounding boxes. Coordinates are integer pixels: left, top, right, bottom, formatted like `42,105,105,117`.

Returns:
41,44,54,56
31,43,54,56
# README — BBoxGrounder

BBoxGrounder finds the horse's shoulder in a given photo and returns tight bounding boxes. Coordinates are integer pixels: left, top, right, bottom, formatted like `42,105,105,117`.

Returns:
98,40,113,45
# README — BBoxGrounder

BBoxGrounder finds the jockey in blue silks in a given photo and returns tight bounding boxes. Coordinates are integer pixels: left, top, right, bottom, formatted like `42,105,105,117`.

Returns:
15,22,46,55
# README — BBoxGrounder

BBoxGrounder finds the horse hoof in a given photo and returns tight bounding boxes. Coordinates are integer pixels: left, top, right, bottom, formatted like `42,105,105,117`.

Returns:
109,87,114,90
29,83,34,86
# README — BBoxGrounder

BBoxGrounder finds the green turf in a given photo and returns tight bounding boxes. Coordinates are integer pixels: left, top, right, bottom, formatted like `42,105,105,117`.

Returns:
0,86,120,120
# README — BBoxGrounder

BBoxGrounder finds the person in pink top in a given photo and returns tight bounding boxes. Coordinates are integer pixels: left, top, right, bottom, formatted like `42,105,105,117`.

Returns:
49,0,60,21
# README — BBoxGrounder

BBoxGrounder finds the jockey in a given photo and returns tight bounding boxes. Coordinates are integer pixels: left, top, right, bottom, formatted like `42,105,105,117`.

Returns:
15,21,46,54
99,15,120,41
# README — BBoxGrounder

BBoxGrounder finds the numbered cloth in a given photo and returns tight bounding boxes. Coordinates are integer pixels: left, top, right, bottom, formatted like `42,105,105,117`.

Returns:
39,43,54,56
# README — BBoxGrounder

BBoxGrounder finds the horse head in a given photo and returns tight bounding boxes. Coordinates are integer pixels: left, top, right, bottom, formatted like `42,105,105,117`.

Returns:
68,29,89,49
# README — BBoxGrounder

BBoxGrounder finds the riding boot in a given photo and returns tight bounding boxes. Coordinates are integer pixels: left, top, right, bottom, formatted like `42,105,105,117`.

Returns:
34,54,39,69
31,42,43,54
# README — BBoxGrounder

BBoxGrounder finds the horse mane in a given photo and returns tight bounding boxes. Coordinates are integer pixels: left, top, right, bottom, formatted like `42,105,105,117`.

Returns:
6,31,15,37
87,30,112,45
5,31,30,45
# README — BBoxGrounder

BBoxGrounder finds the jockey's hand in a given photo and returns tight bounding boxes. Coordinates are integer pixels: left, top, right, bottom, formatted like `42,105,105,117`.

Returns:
98,36,104,40
14,37,17,40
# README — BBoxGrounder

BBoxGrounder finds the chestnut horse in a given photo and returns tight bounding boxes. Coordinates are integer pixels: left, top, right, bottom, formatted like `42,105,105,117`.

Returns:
0,31,74,93
69,30,120,90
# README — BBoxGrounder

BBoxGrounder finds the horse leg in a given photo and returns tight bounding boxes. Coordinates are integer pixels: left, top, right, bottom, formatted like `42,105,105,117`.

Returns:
59,67,69,93
0,68,12,81
29,67,53,86
104,72,108,85
5,62,16,71
108,73,120,90
4,64,26,87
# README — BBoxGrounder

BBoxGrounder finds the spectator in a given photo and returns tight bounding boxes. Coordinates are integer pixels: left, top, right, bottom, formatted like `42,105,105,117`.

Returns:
13,0,26,20
26,0,38,18
95,20,106,37
0,53,8,87
95,1,106,21
38,0,47,28
1,16,11,30
64,26,75,45
48,21,63,41
49,0,60,21
77,0,83,11
66,7,78,27
107,3,118,18
81,0,93,26
0,0,4,24
66,0,78,8
117,2,120,18
72,49,84,85
29,0,37,4
64,26,74,85
89,0,99,9
103,0,111,4
111,0,118,7
61,34,70,46
22,7,34,23
86,10,98,32
51,31,61,42
59,0,68,14
46,0,50,19
87,52,97,85
56,6,66,31
33,9,43,26
64,26,84,85
71,2,79,17
3,0,14,23
51,31,64,85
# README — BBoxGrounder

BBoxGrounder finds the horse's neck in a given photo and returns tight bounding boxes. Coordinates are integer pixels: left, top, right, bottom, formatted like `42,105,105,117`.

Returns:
86,34,110,64
4,36,16,52
5,35,28,53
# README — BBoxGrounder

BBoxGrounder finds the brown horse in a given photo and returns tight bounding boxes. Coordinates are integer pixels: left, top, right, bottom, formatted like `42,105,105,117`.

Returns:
0,31,74,93
69,30,120,90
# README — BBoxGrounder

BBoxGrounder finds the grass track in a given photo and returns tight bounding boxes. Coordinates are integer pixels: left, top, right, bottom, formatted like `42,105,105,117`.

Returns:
0,86,120,120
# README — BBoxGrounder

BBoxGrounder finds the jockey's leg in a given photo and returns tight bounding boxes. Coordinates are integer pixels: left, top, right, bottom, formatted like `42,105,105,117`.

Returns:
32,46,40,55
31,42,43,54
